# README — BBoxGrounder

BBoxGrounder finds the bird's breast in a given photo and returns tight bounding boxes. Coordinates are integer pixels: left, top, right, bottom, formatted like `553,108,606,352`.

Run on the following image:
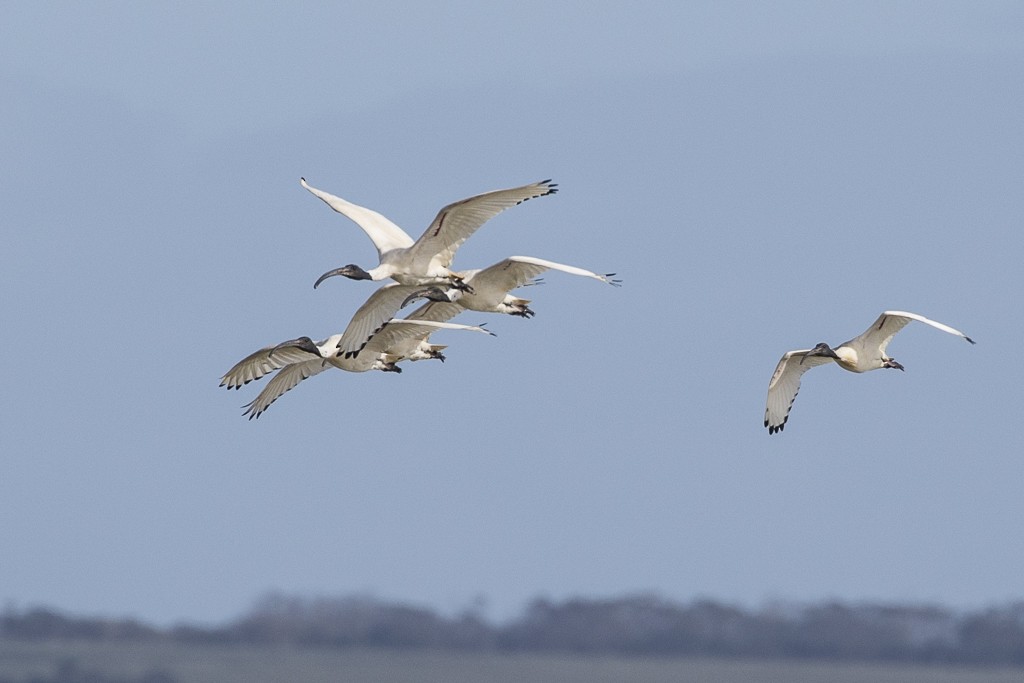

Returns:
834,347,863,372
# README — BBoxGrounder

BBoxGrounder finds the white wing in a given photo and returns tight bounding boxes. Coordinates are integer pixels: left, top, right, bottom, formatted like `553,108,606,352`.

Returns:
220,337,330,389
242,358,331,420
765,350,836,434
335,283,432,359
402,300,466,324
300,178,415,258
362,319,494,355
407,180,558,270
474,255,620,293
847,310,976,356
405,256,618,322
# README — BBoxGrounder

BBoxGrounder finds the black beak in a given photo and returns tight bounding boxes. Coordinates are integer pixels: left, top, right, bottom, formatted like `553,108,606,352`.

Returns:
314,267,347,289
401,287,449,309
313,264,371,288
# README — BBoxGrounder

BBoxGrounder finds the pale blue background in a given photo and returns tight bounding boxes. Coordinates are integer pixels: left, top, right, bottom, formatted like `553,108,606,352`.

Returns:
1,2,1021,624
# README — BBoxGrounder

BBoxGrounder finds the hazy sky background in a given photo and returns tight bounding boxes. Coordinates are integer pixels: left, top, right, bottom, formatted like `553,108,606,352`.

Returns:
1,2,1022,625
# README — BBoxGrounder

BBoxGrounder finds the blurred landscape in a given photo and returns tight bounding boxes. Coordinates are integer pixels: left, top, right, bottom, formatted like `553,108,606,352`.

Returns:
1,593,1022,682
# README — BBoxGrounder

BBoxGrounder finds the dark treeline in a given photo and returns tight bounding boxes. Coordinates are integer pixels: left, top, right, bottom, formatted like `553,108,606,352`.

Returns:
0,657,175,683
3,594,1023,667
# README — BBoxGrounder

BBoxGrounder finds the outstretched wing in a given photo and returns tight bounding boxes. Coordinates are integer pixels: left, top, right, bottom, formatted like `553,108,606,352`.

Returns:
848,310,976,357
408,180,558,270
362,319,494,355
242,359,331,420
765,350,835,434
336,283,436,359
402,300,466,324
300,178,415,258
220,337,330,390
475,255,620,293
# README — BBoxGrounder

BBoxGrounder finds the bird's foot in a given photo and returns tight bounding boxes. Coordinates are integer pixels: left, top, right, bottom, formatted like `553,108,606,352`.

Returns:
449,277,475,294
510,306,535,319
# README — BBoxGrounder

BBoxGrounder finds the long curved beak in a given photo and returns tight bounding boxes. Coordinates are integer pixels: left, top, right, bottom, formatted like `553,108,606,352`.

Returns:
269,336,321,359
313,267,347,289
401,286,450,309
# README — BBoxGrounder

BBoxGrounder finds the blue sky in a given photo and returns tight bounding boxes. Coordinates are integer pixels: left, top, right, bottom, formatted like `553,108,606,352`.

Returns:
1,2,1022,625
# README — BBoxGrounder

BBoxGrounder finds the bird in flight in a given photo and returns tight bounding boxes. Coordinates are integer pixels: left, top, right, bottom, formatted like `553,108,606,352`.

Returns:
302,177,558,294
765,311,975,434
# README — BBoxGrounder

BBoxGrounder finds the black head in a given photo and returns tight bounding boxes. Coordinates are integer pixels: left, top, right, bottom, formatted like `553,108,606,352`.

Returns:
314,264,372,288
269,336,321,359
801,342,840,364
401,286,453,308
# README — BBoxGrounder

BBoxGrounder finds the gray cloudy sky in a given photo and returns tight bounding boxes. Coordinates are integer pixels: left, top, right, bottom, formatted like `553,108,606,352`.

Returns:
1,2,1022,625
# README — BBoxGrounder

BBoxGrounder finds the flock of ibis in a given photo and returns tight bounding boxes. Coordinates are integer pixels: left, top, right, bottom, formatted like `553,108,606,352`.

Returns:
222,177,975,432
221,178,620,419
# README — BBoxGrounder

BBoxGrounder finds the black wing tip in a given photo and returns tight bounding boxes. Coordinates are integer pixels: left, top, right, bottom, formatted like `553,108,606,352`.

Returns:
964,335,976,345
535,179,558,195
766,415,788,435
219,376,253,389
518,181,559,205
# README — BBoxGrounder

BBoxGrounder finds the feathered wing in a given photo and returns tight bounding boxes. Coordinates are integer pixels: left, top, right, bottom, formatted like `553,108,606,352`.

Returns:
407,180,558,270
476,255,620,293
242,359,331,420
335,283,434,359
300,178,415,257
362,319,494,356
219,338,329,389
402,300,466,324
848,310,976,357
765,350,835,434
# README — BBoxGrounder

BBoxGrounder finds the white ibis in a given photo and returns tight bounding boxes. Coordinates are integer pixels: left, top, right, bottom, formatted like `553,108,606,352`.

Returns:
765,311,975,434
302,177,558,293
